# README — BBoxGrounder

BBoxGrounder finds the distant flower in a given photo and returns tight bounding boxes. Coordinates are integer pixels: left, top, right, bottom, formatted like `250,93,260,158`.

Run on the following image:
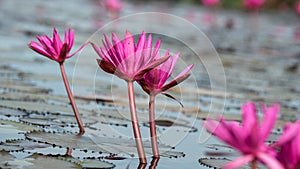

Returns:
274,120,300,169
28,28,86,135
201,0,220,7
91,31,170,82
138,50,193,99
28,28,85,63
104,0,122,12
243,0,265,10
203,102,284,169
296,2,300,15
101,0,122,20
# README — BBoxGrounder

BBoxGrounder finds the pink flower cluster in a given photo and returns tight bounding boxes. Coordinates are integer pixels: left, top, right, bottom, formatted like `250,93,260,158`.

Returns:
203,102,300,169
29,28,193,163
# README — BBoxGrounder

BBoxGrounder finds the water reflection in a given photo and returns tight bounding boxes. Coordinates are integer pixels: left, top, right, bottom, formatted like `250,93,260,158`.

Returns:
136,157,160,169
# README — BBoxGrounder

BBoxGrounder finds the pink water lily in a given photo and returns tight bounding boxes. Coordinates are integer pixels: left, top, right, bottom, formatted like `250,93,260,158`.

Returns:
104,0,122,12
138,51,193,157
28,28,85,63
203,102,284,169
274,120,300,169
91,31,170,164
243,0,265,10
201,0,220,7
91,31,170,82
28,28,86,135
138,51,193,97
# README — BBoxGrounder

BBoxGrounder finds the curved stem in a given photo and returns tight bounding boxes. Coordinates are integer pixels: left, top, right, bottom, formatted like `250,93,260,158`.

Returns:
149,94,160,158
127,81,147,164
59,63,85,136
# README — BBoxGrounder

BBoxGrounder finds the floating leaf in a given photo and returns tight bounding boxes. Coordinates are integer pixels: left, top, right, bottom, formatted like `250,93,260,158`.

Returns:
0,107,27,117
199,157,267,169
0,142,23,152
20,118,63,126
56,155,115,169
199,158,252,169
0,119,42,142
5,140,51,150
23,153,81,169
0,100,94,117
80,159,115,169
0,82,51,94
26,132,109,154
0,119,43,133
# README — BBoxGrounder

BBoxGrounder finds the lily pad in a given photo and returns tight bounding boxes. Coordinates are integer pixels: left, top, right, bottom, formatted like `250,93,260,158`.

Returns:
0,119,42,142
199,157,268,169
26,132,109,154
0,107,27,117
5,140,51,150
23,153,81,169
0,100,94,117
0,142,23,152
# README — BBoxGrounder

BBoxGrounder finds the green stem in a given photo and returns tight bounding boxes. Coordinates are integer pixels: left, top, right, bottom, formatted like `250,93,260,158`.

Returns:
127,81,147,164
59,63,85,136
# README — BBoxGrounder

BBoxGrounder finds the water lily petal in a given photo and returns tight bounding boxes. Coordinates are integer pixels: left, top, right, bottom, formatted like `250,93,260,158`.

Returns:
135,31,146,72
28,41,52,58
37,35,56,56
260,103,279,140
134,54,170,80
67,41,89,58
273,121,300,147
160,64,193,92
222,155,254,169
53,27,63,54
241,102,257,133
257,152,284,169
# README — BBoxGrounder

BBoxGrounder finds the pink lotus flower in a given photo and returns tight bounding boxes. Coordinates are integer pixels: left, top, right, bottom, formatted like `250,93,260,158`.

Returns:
28,28,85,63
201,0,220,7
104,0,122,12
91,31,170,164
274,120,300,169
138,51,193,157
296,2,300,15
91,31,170,82
243,0,265,10
28,28,86,135
138,51,193,97
203,102,284,169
